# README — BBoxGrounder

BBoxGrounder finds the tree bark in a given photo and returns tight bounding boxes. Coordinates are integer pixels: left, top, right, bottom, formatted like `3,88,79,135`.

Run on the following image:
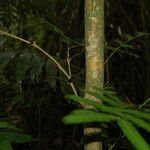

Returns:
84,0,104,150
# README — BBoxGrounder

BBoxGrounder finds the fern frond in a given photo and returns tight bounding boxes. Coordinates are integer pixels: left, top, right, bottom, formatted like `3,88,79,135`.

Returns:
118,113,150,133
63,109,118,124
117,119,150,150
87,90,128,108
123,109,150,121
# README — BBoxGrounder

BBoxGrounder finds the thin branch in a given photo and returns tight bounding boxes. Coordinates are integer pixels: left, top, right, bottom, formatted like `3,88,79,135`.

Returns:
104,33,150,65
67,46,72,77
0,29,78,95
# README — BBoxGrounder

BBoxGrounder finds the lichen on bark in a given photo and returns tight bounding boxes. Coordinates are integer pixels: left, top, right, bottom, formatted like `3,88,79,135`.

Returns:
85,0,104,98
84,0,104,150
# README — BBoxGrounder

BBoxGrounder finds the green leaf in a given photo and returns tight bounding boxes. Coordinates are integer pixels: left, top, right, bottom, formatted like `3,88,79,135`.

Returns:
123,109,150,121
46,60,57,88
114,39,134,49
65,94,103,109
93,87,128,103
41,19,81,45
0,51,16,74
0,131,34,143
16,52,44,82
87,91,128,108
105,94,129,106
30,53,44,81
138,98,150,109
0,120,21,131
0,137,13,150
65,95,150,126
16,52,32,81
144,109,150,113
63,109,118,124
65,94,123,114
103,86,117,95
117,119,150,150
107,46,140,58
119,113,150,133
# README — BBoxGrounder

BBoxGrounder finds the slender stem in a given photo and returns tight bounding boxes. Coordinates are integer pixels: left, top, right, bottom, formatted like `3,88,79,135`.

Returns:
0,29,78,96
67,47,72,77
70,82,78,96
104,33,150,65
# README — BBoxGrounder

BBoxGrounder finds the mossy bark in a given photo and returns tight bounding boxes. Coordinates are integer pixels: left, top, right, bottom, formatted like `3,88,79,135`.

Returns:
84,0,104,150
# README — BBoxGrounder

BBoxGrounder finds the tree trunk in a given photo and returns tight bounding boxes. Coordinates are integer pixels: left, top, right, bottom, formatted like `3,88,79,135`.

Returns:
84,0,104,150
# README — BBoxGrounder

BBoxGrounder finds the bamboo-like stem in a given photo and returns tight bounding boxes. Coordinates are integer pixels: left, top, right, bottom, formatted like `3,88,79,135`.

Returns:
0,29,78,96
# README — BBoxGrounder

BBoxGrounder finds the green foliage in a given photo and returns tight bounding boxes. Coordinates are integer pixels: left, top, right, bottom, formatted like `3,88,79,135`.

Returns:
87,90,128,108
118,113,150,133
106,32,150,61
63,88,150,150
0,120,33,150
29,53,44,81
0,138,13,150
0,131,33,144
46,60,58,88
63,109,118,124
15,51,33,82
0,0,150,149
0,49,46,85
118,119,150,150
0,120,21,131
0,51,17,74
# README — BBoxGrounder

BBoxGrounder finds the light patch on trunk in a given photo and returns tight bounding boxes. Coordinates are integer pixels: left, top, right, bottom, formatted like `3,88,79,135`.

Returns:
86,16,99,59
88,56,102,72
93,70,99,79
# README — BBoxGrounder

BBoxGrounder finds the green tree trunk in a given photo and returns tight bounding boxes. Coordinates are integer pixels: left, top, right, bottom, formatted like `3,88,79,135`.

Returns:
84,0,104,150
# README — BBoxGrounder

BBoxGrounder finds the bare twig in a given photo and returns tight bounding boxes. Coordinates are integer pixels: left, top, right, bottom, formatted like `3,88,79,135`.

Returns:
0,29,78,95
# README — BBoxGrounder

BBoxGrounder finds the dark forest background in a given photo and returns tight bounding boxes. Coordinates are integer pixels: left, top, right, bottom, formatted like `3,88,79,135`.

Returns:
0,0,150,149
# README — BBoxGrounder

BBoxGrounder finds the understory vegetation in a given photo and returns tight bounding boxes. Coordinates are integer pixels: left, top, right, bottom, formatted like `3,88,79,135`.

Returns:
0,0,150,149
